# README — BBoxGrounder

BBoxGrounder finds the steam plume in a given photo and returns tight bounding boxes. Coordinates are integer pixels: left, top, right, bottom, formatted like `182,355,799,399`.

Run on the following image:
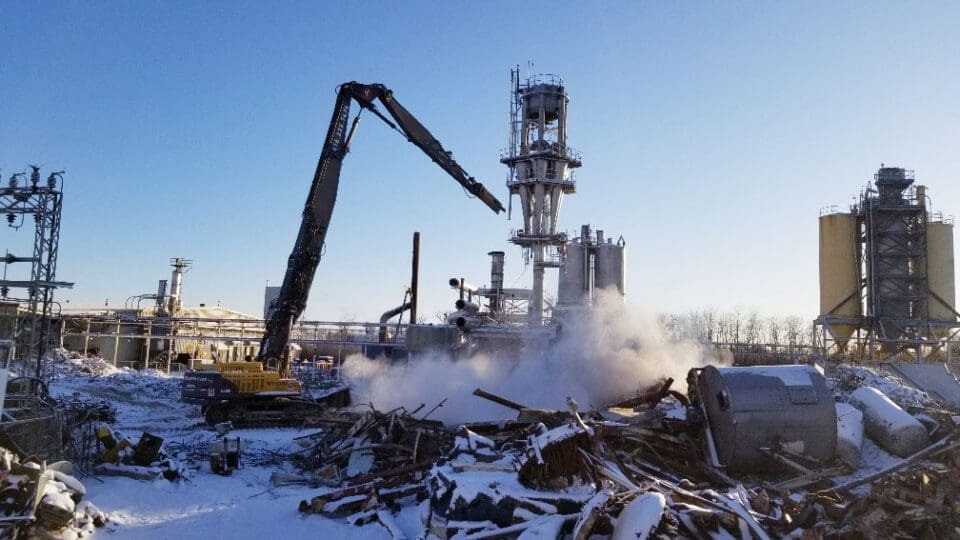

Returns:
343,289,712,424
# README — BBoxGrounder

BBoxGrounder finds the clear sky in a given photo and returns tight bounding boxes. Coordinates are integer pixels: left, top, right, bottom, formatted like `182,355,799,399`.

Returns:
2,1,958,322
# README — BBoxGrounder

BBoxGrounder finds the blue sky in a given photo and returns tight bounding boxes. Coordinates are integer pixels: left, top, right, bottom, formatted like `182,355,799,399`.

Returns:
2,1,958,322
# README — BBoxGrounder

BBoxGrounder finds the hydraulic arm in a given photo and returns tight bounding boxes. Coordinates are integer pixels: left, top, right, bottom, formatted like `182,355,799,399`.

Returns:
259,82,504,375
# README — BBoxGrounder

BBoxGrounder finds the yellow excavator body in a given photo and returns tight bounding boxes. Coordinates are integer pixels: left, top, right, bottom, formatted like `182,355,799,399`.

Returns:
194,361,302,395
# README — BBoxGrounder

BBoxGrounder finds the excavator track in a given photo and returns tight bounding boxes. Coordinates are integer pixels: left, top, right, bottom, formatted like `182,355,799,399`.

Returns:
201,386,352,428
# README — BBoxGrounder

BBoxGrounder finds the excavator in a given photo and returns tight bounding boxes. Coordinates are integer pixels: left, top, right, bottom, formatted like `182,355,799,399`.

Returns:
181,82,504,426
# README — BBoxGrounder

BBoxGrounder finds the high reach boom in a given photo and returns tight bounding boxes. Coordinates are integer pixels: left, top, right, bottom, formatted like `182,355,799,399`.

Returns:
259,82,505,375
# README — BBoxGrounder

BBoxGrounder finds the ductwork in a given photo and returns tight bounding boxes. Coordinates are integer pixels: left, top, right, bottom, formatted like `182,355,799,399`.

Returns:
449,278,479,295
378,302,412,343
455,299,480,313
454,316,472,331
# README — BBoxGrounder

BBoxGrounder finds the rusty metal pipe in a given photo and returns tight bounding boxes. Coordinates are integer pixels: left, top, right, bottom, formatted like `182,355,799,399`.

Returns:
410,232,420,324
472,388,527,411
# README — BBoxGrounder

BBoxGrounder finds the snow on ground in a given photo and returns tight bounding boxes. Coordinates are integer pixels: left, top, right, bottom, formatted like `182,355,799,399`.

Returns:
39,357,949,538
48,367,403,539
83,469,408,539
828,437,902,495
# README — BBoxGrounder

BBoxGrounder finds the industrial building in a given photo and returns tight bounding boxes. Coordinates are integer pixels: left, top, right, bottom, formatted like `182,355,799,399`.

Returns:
816,166,959,361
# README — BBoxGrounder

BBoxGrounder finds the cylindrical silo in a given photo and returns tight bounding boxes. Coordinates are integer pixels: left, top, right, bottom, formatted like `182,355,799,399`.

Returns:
927,220,956,329
558,241,587,306
594,243,625,296
819,213,860,343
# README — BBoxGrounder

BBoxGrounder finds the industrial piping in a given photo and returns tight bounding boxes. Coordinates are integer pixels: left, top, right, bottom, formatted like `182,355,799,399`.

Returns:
378,302,412,343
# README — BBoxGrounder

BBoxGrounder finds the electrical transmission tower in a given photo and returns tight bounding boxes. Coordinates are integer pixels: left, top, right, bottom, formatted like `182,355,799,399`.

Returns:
0,165,73,378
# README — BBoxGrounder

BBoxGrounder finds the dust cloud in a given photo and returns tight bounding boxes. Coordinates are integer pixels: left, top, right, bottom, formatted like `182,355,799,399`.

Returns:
342,289,713,425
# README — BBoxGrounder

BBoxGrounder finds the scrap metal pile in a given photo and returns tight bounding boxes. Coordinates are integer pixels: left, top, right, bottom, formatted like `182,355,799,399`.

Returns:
293,365,960,539
0,446,108,538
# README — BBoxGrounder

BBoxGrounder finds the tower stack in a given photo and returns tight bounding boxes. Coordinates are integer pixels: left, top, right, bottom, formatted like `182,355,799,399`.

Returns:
501,69,581,324
816,166,959,360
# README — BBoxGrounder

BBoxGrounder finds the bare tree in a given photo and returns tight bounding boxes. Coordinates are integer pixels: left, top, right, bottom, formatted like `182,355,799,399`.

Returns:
766,317,782,346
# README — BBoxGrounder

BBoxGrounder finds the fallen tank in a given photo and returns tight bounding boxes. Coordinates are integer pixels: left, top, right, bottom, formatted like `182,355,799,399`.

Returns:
691,365,837,472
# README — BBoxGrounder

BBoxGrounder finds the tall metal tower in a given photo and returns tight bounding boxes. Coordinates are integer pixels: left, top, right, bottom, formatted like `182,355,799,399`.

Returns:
862,167,928,342
0,166,72,375
501,69,581,325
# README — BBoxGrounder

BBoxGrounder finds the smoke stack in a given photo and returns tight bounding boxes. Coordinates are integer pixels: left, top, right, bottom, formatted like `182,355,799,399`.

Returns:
167,258,191,315
488,251,505,315
411,232,420,324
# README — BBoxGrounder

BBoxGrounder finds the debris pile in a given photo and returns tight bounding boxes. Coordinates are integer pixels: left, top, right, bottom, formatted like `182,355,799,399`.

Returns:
43,349,121,378
87,424,190,482
34,350,960,537
291,404,452,492
0,446,107,538
290,366,960,538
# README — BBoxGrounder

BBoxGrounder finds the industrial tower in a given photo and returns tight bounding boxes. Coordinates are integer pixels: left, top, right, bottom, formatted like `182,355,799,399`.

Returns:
501,69,581,325
816,166,959,360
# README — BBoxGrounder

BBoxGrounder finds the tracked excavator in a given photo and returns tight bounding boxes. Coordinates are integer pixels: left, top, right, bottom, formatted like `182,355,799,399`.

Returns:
181,82,504,426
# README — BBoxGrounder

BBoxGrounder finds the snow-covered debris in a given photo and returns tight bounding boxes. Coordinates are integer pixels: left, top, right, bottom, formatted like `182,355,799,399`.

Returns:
835,364,934,408
45,349,122,378
835,402,864,469
35,354,960,539
849,386,930,457
0,447,108,538
453,427,495,455
611,492,666,540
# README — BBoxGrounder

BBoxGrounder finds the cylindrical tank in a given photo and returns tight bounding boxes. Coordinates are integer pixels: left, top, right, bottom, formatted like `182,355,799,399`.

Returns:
523,84,564,121
819,213,860,343
927,221,956,329
557,241,587,306
695,365,837,472
594,243,625,296
849,386,929,458
835,402,864,470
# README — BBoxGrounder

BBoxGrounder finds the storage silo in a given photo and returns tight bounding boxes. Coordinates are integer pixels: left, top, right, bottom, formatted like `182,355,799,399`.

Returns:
594,242,625,295
557,241,587,307
927,220,956,329
819,213,860,345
